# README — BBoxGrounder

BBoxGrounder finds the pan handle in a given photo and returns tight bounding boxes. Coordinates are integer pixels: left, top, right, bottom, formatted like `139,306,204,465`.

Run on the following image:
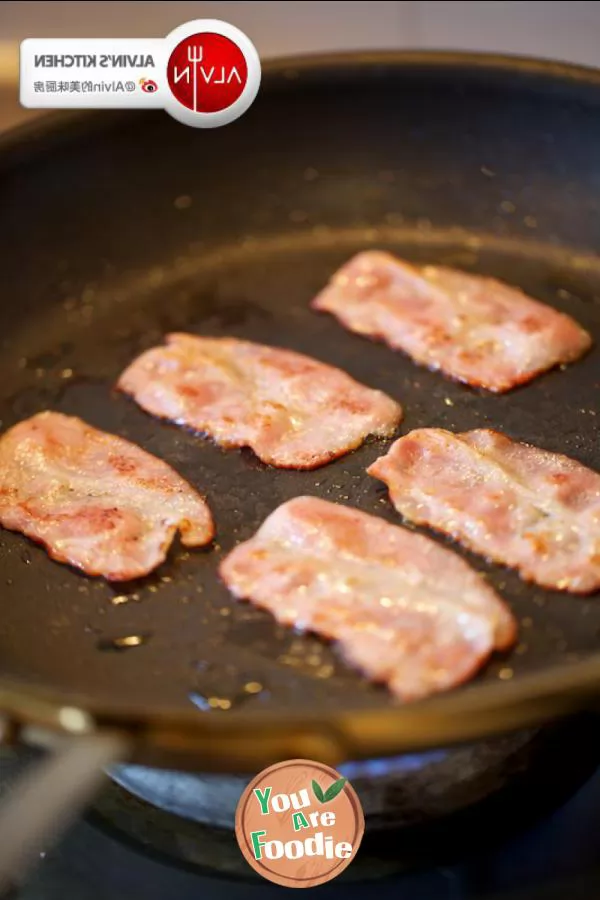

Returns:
0,730,129,895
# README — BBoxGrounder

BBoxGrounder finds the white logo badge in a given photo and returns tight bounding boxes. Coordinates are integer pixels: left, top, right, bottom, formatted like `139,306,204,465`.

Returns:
20,19,261,128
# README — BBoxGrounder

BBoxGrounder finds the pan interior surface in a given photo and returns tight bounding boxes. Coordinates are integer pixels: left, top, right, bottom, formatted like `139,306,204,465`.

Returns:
0,56,599,720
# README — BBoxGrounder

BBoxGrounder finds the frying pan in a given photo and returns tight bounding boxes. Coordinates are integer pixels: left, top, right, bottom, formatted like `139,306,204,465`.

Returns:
0,50,600,885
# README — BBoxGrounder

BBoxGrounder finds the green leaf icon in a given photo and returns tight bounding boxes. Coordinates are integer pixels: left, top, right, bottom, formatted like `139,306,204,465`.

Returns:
312,779,325,803
323,776,347,803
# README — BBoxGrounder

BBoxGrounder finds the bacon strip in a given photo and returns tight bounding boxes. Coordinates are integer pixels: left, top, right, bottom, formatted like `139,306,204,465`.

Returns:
312,251,592,392
0,412,214,580
219,497,516,701
368,428,600,593
117,334,402,469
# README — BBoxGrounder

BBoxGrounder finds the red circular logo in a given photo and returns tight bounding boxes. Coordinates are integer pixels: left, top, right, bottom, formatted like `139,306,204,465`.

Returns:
167,33,248,113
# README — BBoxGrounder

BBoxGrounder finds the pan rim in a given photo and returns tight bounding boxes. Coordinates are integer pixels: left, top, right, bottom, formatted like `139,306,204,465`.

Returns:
3,652,600,768
2,48,600,767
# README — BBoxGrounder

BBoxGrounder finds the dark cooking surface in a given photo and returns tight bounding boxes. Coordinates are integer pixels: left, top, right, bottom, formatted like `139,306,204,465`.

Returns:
0,57,599,717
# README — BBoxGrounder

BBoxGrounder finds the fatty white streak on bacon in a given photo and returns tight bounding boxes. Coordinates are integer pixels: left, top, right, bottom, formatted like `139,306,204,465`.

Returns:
368,428,600,593
118,334,402,469
219,496,516,701
0,411,214,580
312,251,592,392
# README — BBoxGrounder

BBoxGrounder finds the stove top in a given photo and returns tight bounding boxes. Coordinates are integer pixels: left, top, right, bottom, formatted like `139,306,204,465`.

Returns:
3,744,600,900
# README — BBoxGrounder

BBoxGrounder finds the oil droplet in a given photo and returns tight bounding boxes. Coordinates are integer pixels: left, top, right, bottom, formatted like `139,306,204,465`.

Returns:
524,215,537,229
498,667,514,680
444,397,454,407
213,698,232,710
316,664,334,679
220,607,231,616
21,549,31,565
480,166,496,178
500,200,516,213
148,585,158,593
515,643,528,655
190,691,236,711
191,662,267,711
96,634,151,651
108,592,140,606
189,661,264,711
60,368,73,379
161,576,172,583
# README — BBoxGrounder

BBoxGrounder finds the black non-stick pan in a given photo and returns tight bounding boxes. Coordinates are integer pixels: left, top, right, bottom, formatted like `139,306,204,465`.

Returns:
1,50,600,885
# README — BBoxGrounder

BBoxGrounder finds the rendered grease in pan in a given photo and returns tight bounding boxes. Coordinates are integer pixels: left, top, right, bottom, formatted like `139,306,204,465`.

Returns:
0,229,597,715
